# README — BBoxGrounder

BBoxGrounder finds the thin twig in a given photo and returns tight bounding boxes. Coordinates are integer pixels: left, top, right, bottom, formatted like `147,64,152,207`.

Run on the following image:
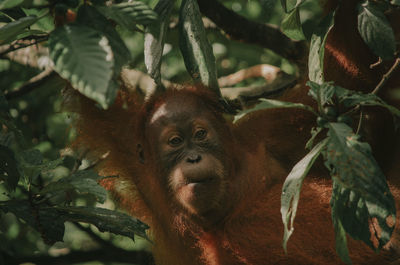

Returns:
0,35,49,58
371,57,400,95
355,57,400,135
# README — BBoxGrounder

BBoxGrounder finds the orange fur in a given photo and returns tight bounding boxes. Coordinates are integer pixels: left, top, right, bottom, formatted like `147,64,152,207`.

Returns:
67,1,400,264
68,86,400,265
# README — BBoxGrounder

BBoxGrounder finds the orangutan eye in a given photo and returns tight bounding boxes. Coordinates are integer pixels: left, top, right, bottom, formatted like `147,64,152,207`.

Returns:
194,128,207,140
168,135,183,146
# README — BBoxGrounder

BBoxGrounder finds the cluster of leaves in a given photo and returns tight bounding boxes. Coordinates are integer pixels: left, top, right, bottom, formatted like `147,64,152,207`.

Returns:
0,116,148,245
0,149,148,244
281,0,399,61
0,0,279,263
0,0,157,261
237,0,400,264
278,82,399,264
48,1,157,109
1,0,400,264
1,0,297,263
144,0,221,95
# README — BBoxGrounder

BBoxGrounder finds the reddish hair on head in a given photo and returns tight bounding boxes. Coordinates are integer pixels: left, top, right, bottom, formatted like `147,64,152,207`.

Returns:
136,86,225,143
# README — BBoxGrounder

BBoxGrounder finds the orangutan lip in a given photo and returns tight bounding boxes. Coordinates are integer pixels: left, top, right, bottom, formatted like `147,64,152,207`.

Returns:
186,177,214,185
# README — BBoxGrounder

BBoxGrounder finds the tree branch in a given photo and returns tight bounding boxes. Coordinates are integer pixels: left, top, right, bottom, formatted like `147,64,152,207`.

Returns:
4,69,61,100
197,0,308,65
218,64,284,87
121,65,297,109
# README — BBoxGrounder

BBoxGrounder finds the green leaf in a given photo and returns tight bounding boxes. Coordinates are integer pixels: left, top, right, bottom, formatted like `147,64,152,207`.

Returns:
280,0,305,13
40,170,108,204
339,91,400,118
281,7,305,40
179,0,220,95
15,29,47,39
331,202,352,265
0,145,20,190
0,0,26,10
48,24,115,109
0,15,38,44
307,81,335,107
54,206,149,240
326,122,396,250
305,126,323,150
391,0,400,5
76,5,131,74
357,1,396,60
233,98,317,123
260,0,277,21
96,1,157,29
19,148,43,166
17,150,63,182
0,202,149,243
281,139,328,253
144,0,176,86
0,200,65,244
308,11,335,84
18,148,43,180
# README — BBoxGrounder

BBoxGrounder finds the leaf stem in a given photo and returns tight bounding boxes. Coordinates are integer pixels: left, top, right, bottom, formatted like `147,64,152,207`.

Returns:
355,108,364,135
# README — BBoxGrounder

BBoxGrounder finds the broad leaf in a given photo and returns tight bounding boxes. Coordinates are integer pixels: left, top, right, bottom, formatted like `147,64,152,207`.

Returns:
144,0,176,86
179,0,220,95
0,0,25,10
0,145,20,190
19,148,43,166
0,202,149,244
281,139,328,253
76,5,131,74
280,0,305,13
18,148,43,180
326,122,396,250
305,127,323,150
0,200,65,244
40,170,108,204
15,29,47,39
331,199,352,265
357,1,396,60
307,81,335,108
54,206,149,240
49,24,115,109
0,15,38,44
97,1,157,30
308,12,335,84
338,91,400,118
233,98,316,123
392,0,400,5
281,7,305,41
